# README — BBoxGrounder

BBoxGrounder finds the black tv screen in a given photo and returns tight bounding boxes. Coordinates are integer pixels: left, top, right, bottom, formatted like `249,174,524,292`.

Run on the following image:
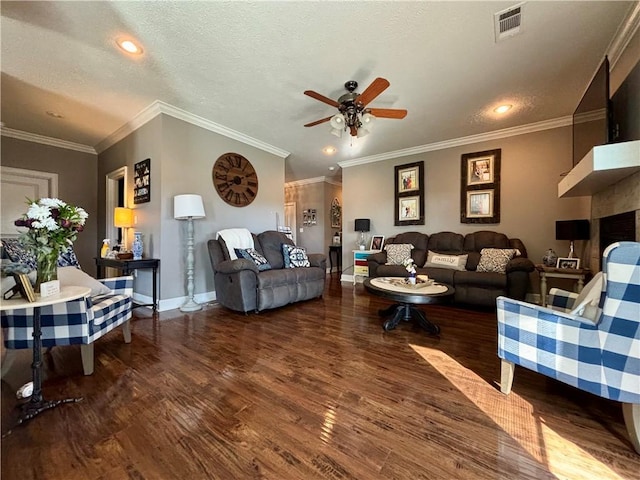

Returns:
572,56,610,167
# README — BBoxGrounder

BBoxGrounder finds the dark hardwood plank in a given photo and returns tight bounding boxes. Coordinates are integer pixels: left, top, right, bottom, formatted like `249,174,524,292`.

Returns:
2,276,638,479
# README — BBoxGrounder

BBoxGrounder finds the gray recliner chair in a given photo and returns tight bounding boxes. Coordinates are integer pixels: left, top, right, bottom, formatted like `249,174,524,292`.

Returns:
207,230,326,313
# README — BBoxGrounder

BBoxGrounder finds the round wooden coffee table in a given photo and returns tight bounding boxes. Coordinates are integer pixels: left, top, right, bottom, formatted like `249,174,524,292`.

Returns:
363,277,455,334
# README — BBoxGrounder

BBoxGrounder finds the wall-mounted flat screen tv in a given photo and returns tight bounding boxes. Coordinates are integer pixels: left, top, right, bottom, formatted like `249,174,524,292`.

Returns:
572,56,610,167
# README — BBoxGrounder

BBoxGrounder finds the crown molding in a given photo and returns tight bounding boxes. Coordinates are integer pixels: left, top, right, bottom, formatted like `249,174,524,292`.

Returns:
285,175,342,187
338,115,572,169
286,176,327,187
0,127,96,154
94,102,162,153
607,2,640,69
96,100,290,158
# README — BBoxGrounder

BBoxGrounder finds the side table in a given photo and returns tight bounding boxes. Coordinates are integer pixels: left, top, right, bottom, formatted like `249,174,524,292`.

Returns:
95,257,160,311
535,264,590,306
353,249,377,285
1,286,90,431
328,245,342,274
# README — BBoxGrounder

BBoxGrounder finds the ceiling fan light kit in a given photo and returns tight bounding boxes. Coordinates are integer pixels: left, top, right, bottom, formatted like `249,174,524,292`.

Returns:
304,78,407,138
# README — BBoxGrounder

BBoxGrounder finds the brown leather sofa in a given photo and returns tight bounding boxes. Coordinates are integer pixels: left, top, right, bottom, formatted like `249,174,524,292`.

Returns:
367,231,535,307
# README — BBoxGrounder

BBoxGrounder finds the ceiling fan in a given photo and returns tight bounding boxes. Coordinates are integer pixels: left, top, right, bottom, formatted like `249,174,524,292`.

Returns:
304,77,407,137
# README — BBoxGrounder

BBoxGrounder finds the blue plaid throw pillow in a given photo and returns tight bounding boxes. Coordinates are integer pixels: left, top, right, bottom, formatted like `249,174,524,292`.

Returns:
282,244,310,268
235,248,272,271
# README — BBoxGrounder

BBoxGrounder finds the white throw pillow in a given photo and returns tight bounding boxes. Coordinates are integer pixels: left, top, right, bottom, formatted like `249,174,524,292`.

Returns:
423,251,468,271
384,244,414,265
58,267,111,296
476,248,517,273
569,272,604,324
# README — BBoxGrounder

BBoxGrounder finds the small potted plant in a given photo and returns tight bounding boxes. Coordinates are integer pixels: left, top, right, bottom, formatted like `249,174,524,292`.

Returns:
403,258,417,284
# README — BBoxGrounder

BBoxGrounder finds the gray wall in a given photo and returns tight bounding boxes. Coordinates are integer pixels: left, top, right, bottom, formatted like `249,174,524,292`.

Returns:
341,126,591,280
97,114,285,304
97,116,164,299
1,136,99,275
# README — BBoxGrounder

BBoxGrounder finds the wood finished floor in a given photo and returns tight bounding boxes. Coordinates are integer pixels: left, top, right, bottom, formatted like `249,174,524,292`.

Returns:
2,275,639,479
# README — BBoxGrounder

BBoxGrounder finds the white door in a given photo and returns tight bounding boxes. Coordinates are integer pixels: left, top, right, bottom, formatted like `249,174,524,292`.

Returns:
1,167,58,237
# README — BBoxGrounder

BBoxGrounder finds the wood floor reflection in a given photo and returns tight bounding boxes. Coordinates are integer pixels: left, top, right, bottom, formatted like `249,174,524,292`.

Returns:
2,275,639,479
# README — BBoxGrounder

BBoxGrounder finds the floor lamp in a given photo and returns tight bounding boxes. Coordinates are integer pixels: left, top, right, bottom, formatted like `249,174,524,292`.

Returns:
174,194,206,312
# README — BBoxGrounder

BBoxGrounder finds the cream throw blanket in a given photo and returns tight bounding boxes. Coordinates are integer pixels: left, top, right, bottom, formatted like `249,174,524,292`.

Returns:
216,228,254,260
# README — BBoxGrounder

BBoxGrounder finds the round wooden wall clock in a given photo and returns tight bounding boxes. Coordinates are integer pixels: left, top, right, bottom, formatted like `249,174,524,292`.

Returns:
212,153,259,207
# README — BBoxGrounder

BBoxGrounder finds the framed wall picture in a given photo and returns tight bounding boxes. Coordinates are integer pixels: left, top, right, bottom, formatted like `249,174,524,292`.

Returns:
466,190,494,218
399,196,420,222
395,161,424,226
460,149,500,223
330,198,341,228
134,158,151,204
397,164,420,193
466,154,494,185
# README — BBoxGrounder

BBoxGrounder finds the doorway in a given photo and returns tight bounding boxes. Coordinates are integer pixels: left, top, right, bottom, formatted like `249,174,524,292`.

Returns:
284,202,297,244
105,166,128,250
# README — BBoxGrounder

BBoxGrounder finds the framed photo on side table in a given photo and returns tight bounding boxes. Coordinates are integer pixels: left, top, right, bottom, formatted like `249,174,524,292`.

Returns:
395,161,425,226
557,257,580,269
370,235,385,251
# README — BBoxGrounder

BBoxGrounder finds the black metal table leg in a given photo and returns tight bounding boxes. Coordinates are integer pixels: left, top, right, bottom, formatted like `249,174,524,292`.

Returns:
3,306,82,437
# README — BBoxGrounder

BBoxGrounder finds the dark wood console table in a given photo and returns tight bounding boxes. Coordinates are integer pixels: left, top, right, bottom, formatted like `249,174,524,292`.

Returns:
95,257,160,311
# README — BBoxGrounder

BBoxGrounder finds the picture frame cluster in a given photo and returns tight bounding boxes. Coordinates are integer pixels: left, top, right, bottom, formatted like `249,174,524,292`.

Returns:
460,149,501,224
394,161,425,226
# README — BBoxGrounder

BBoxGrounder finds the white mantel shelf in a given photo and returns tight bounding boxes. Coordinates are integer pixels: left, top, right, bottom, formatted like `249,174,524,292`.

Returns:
558,141,640,198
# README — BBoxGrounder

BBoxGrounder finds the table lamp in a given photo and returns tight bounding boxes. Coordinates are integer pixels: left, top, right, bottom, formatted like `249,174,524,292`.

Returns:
174,194,206,312
114,207,133,250
354,218,370,250
556,219,590,258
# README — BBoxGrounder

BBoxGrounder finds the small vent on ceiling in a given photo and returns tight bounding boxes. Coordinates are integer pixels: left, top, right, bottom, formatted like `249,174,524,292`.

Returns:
494,3,524,42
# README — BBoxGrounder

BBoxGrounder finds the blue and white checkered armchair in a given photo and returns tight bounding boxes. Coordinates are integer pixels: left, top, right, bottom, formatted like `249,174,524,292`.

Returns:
1,276,134,376
497,241,640,454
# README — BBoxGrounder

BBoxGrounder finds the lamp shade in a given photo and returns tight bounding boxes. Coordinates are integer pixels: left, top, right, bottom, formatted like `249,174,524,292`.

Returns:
174,194,205,219
114,207,133,228
361,113,376,128
556,219,590,240
354,218,370,232
330,114,345,130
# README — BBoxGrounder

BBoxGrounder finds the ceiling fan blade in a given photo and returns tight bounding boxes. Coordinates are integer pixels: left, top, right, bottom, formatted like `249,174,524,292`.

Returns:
356,77,390,107
304,90,340,108
368,108,408,119
304,116,332,127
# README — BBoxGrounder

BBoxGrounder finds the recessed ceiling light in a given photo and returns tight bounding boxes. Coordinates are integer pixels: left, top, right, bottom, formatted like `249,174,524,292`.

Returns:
494,104,512,114
328,166,336,171
46,111,64,119
116,38,143,55
323,146,337,155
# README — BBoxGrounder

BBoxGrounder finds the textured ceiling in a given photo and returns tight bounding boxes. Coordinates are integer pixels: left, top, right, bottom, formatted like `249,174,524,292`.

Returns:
1,1,636,182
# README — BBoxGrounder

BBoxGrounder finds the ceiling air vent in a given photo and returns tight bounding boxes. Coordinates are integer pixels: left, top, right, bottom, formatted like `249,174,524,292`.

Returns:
494,3,524,42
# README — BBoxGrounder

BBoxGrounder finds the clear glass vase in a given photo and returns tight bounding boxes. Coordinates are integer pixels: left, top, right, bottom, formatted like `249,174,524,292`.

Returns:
35,248,59,291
